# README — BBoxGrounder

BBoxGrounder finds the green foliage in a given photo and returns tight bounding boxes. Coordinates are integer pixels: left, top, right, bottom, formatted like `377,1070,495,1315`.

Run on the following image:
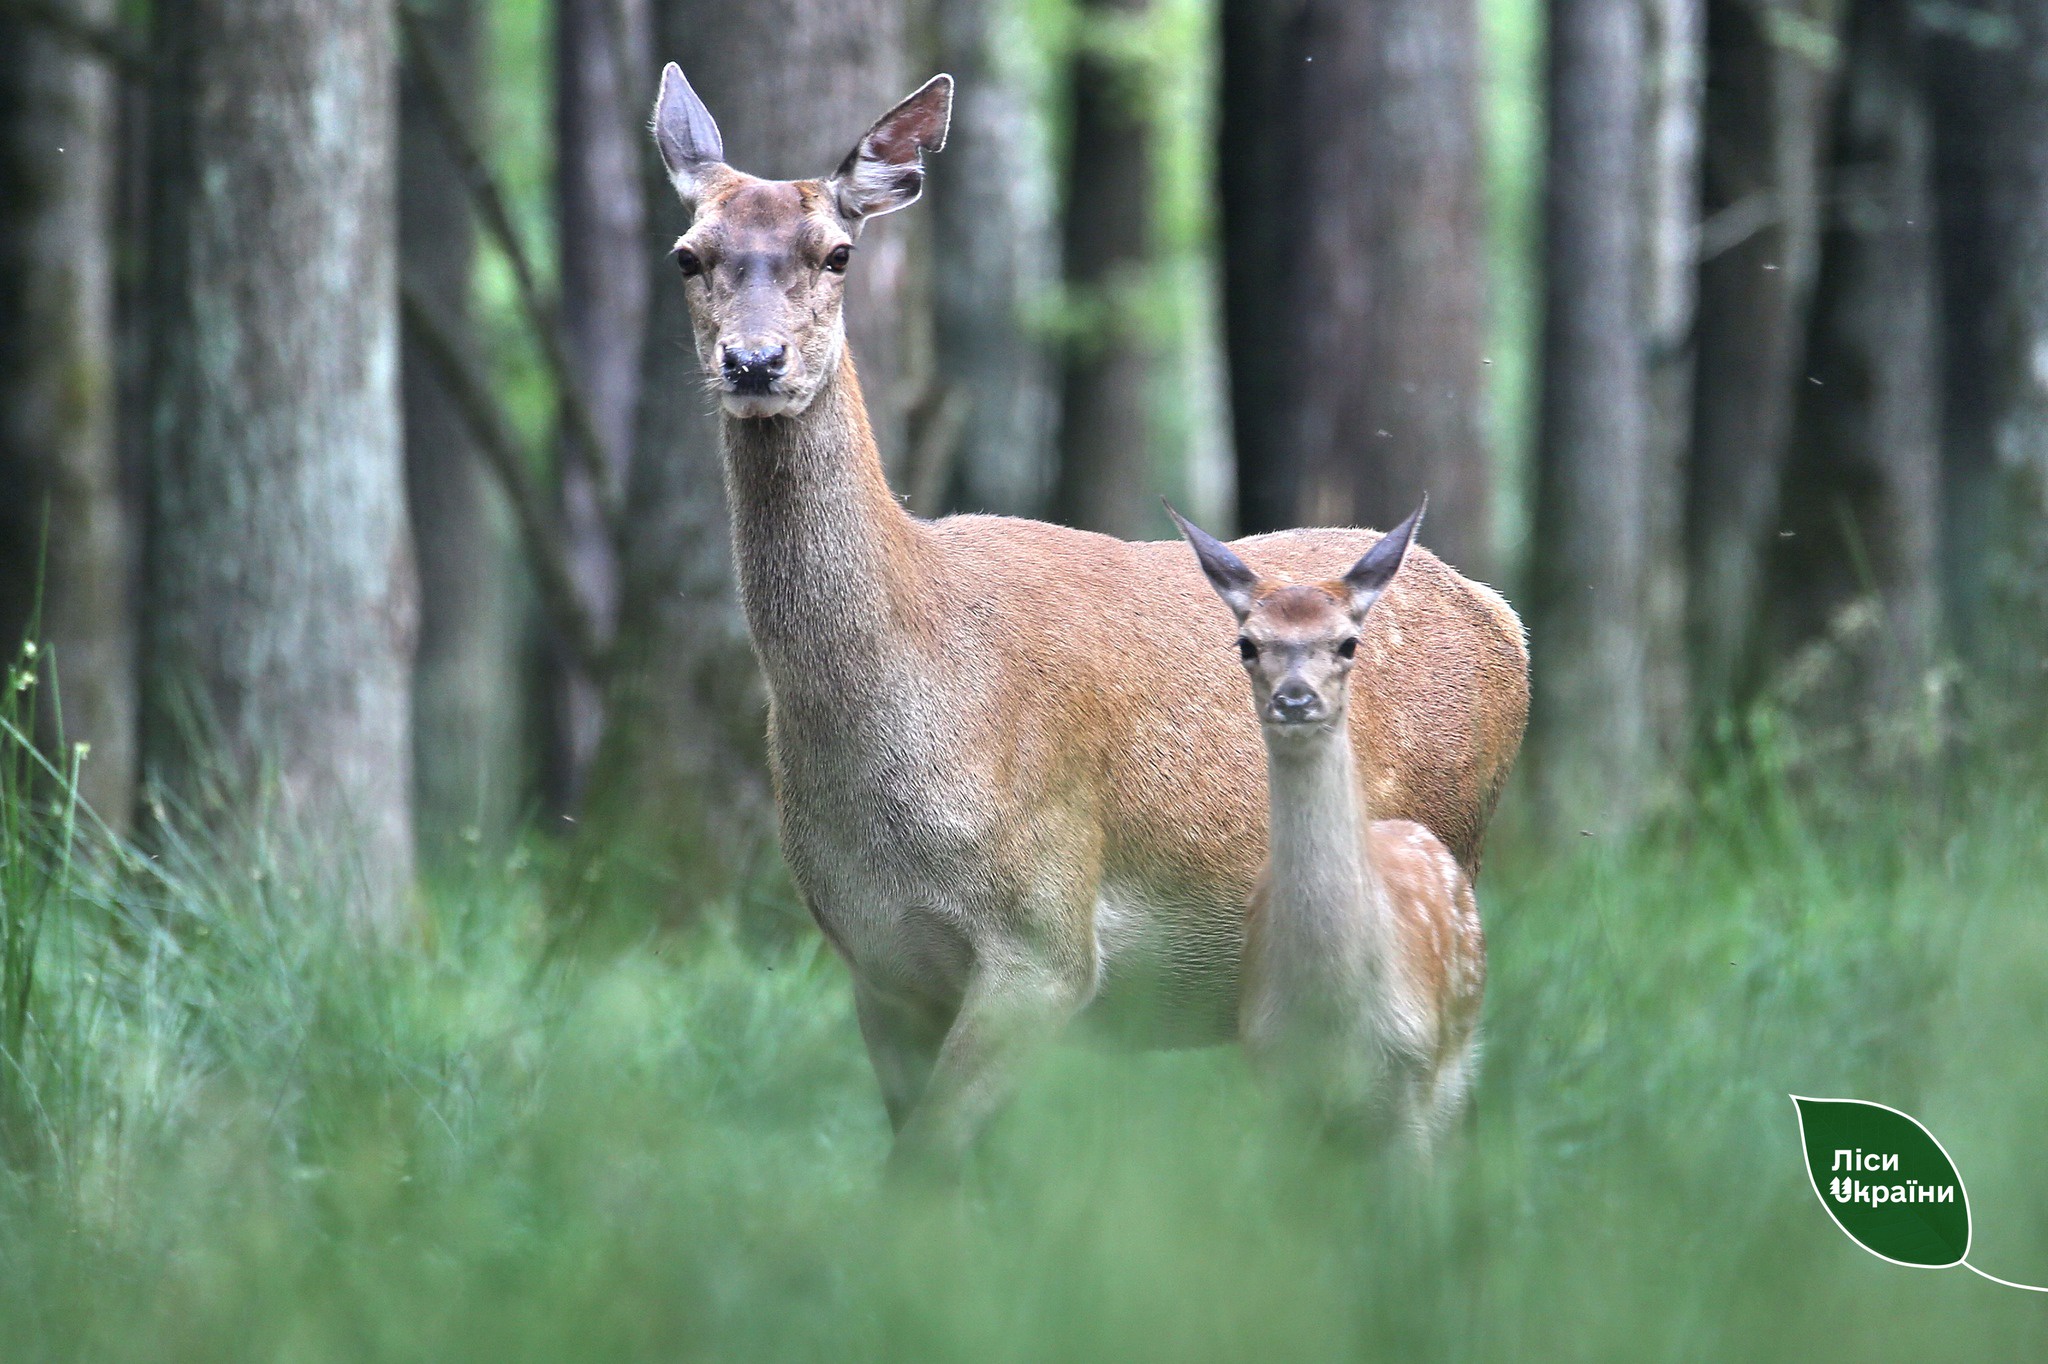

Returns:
4,695,2047,1358
0,639,87,1171
475,0,561,463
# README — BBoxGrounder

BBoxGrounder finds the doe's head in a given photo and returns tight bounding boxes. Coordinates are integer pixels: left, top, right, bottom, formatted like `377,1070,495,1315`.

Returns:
650,63,952,418
1170,500,1426,733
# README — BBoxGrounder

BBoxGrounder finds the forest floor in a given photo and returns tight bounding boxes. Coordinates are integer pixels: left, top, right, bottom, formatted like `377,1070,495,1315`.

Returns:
3,732,2046,1360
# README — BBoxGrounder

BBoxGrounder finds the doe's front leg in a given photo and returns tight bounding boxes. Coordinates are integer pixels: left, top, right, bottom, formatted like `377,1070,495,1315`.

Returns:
852,979,954,1134
884,953,1093,1184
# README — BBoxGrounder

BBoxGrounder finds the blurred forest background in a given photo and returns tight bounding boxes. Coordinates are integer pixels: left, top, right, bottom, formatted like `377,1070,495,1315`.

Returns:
4,0,2048,933
10,1,2048,1355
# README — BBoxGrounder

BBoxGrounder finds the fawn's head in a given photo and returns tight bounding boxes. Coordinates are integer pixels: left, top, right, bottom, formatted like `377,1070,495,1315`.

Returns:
1172,500,1426,734
650,63,952,418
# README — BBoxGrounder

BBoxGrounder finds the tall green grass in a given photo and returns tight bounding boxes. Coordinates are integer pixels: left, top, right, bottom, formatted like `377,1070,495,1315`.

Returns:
2,686,2044,1359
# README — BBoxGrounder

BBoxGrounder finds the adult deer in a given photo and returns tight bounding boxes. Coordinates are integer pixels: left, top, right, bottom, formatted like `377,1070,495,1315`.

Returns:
649,63,1527,1175
1173,501,1485,1148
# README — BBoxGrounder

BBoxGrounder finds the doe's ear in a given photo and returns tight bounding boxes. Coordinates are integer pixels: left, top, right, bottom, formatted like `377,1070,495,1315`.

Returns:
652,61,725,205
1343,496,1427,620
830,74,953,226
1166,502,1260,621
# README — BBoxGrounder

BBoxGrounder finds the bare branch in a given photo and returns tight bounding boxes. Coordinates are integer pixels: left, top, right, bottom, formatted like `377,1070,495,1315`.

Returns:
1698,191,1780,263
400,282,611,681
397,2,627,539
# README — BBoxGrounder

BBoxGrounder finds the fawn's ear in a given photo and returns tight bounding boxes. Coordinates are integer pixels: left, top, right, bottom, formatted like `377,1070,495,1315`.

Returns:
652,62,726,205
830,74,953,227
1167,502,1259,621
1343,496,1427,620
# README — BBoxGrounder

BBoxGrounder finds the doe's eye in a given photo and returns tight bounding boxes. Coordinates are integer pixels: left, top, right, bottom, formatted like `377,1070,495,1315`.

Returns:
1237,637,1258,662
823,244,852,273
1337,637,1359,660
673,245,703,278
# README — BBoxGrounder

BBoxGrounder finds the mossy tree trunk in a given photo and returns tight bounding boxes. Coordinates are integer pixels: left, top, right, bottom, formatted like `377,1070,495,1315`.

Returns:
1528,0,1655,831
1640,0,1704,779
143,0,417,931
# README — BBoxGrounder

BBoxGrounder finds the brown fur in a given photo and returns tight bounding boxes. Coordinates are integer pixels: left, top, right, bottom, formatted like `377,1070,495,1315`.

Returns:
649,64,1528,1172
1370,821,1486,1079
1196,520,1489,1145
1239,819,1485,1131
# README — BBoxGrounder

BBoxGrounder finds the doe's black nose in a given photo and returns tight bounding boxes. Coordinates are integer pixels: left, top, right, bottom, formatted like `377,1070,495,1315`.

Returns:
722,344,788,393
1269,681,1320,721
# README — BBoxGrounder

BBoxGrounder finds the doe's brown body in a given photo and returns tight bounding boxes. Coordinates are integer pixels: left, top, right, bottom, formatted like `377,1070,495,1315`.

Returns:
649,61,1528,1172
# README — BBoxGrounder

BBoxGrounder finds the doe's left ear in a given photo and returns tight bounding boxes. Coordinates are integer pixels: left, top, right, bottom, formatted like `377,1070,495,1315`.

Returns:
830,75,953,227
1343,496,1427,619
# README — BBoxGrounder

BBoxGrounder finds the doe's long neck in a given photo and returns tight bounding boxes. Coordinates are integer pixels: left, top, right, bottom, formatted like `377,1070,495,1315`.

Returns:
721,347,928,681
1261,712,1396,985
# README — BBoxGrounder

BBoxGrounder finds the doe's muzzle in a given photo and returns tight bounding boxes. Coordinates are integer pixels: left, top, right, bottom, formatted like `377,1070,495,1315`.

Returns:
1267,680,1323,725
721,343,788,394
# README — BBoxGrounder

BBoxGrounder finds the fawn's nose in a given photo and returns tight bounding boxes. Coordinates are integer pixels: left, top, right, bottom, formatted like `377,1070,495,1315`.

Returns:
721,343,788,393
1268,681,1323,724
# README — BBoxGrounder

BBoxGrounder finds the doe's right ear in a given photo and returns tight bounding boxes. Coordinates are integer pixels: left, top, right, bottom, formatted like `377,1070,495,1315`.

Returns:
652,61,726,205
1166,501,1259,621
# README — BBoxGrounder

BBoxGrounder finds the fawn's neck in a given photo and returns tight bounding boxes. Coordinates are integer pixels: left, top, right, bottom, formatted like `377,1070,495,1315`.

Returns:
1261,717,1396,988
722,346,928,684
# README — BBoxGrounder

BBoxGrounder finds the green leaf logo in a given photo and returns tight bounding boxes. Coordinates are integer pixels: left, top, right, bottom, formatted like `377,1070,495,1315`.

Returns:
1791,1095,1970,1268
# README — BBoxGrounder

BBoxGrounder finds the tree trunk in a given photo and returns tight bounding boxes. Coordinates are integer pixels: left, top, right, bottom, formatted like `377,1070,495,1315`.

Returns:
1766,0,1941,750
402,0,526,861
1219,0,1492,575
1688,0,1841,723
142,0,416,930
1053,0,1158,540
0,0,132,828
583,0,909,912
1218,0,1300,538
1925,0,2048,712
548,0,651,810
1641,0,1705,775
1528,0,1654,829
930,0,1059,517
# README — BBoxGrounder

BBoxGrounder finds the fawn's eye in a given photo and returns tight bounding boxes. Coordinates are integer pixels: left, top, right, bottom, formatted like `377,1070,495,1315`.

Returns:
823,244,852,273
1337,637,1359,660
1237,637,1258,662
673,245,703,278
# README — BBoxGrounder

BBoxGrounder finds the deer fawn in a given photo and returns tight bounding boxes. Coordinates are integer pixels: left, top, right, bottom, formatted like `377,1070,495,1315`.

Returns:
651,63,1525,1175
1174,501,1485,1147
